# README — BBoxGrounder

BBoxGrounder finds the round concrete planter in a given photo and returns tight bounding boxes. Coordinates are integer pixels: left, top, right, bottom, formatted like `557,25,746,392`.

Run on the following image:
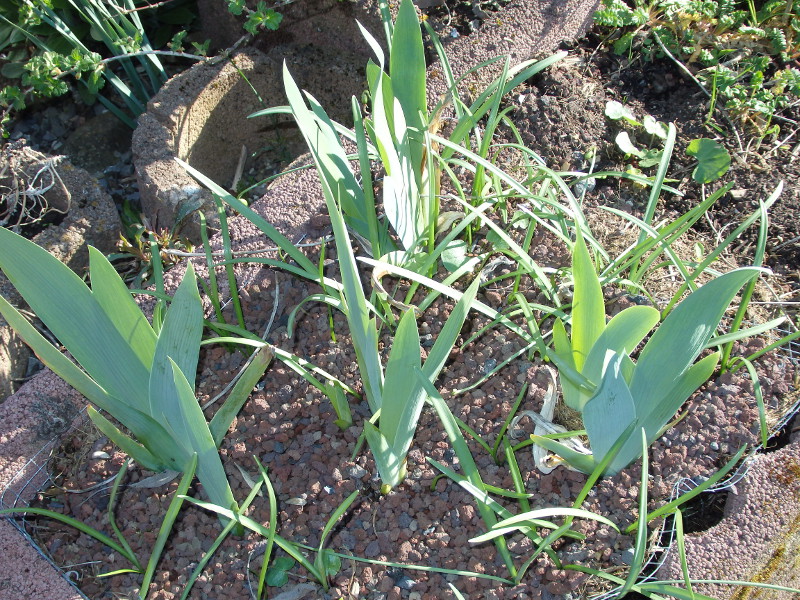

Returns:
132,46,367,242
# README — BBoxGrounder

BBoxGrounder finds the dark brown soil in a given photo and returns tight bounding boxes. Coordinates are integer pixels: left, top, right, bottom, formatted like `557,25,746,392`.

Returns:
514,35,800,284
10,24,800,600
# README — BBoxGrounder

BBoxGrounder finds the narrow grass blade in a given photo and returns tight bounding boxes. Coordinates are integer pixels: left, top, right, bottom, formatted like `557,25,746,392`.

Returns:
0,506,139,565
209,346,274,446
358,257,532,343
727,357,768,447
198,212,225,323
721,200,768,369
139,453,197,599
673,509,695,598
618,429,649,596
107,458,142,571
630,122,676,282
180,499,323,583
422,277,480,379
176,158,319,275
470,508,618,543
704,317,786,348
314,489,360,579
214,195,246,329
662,183,782,315
626,445,747,532
494,385,529,462
421,372,518,575
177,475,264,600
565,564,717,599
256,460,278,598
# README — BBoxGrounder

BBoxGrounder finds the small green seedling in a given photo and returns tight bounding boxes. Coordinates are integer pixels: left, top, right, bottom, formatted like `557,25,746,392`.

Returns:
540,231,763,475
606,100,669,168
686,137,731,183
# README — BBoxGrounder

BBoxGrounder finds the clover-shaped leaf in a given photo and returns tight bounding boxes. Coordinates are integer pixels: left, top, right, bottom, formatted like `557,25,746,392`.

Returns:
265,556,296,587
318,548,341,579
686,138,731,183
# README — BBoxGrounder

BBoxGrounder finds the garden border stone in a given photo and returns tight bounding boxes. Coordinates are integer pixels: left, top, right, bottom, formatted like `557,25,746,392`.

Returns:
0,142,121,400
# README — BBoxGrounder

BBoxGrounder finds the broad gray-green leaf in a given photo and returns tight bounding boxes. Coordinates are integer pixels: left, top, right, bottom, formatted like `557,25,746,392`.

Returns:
0,229,151,410
88,246,156,368
378,309,423,457
613,352,719,472
571,230,605,373
169,359,236,512
578,305,659,410
364,420,404,487
0,295,118,414
631,268,760,403
551,318,583,411
390,0,427,146
87,399,191,473
582,351,637,475
149,262,203,432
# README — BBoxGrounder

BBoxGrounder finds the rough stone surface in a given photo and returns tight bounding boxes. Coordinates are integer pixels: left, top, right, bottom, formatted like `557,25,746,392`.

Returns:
0,142,121,399
196,0,384,56
659,432,800,599
0,370,85,600
426,0,600,101
133,46,368,242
